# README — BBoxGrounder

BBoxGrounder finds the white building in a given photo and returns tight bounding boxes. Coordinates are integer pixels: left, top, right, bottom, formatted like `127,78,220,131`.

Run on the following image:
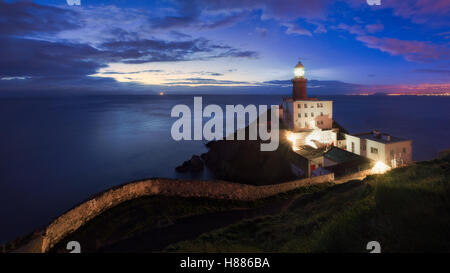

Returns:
345,130,413,167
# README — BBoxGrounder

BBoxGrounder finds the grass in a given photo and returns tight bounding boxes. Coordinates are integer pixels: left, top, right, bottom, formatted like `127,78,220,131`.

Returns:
165,155,450,253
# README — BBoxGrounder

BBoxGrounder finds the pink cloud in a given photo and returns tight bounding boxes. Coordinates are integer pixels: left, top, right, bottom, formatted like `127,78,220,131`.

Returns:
356,36,450,62
334,23,365,35
365,23,384,33
283,23,312,36
381,0,450,24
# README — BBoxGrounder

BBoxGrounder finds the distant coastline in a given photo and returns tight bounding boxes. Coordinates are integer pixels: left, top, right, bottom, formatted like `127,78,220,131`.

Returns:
352,92,450,96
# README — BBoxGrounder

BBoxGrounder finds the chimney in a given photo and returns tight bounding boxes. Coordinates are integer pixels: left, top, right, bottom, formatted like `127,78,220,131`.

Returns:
372,130,381,139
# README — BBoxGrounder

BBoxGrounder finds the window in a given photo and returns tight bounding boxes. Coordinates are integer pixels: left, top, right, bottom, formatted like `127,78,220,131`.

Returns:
362,144,366,151
311,104,314,108
298,113,301,118
304,104,307,108
351,142,355,153
311,112,314,117
321,103,323,107
371,147,378,154
390,150,395,157
321,112,323,116
402,148,406,153
297,104,301,108
305,113,308,117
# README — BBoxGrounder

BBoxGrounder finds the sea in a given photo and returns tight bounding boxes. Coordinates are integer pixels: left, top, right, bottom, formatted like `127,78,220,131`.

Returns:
0,94,449,243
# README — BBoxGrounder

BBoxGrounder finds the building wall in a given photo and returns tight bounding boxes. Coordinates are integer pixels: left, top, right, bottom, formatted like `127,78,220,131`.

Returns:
345,134,412,167
293,100,333,131
345,134,361,155
385,140,413,167
346,134,386,161
365,139,386,162
282,101,294,129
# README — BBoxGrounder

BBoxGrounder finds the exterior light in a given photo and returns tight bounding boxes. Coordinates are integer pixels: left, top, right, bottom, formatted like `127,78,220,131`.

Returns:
294,67,304,78
286,132,298,151
371,161,391,174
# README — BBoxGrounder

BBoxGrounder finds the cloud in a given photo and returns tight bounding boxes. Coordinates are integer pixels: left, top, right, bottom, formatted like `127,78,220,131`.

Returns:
191,71,224,76
334,19,449,63
166,77,252,86
314,24,327,34
382,0,450,24
256,27,268,38
356,36,450,62
197,0,332,21
413,69,450,74
0,37,105,78
283,23,312,36
334,23,365,35
365,23,384,33
101,70,164,75
0,0,80,35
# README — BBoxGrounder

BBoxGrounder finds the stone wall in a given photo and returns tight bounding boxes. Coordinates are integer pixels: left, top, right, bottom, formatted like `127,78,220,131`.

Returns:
40,174,334,253
334,169,373,184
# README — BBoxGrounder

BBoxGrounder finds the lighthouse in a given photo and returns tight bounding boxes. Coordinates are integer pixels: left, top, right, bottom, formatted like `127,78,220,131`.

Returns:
292,61,308,100
281,62,334,133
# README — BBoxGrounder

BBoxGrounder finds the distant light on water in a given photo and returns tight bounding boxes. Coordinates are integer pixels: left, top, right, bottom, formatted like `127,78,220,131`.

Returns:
159,91,165,96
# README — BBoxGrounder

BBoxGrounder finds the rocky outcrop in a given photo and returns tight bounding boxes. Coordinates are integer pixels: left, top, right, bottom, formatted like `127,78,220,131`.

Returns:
175,155,204,173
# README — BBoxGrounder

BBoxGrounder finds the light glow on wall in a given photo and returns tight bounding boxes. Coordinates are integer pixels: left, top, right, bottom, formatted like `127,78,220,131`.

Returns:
305,129,324,149
286,132,299,151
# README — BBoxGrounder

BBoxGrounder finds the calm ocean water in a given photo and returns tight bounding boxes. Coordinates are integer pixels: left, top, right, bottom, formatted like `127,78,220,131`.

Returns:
0,94,449,243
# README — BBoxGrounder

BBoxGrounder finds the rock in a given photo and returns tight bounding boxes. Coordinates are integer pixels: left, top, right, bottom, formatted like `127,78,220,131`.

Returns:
175,155,204,173
175,161,190,173
190,155,204,172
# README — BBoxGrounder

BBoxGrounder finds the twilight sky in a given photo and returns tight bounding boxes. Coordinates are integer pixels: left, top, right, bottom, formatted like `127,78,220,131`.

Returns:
0,0,449,95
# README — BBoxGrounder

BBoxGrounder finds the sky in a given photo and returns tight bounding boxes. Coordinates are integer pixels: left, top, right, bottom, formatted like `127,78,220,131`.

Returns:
0,0,449,95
